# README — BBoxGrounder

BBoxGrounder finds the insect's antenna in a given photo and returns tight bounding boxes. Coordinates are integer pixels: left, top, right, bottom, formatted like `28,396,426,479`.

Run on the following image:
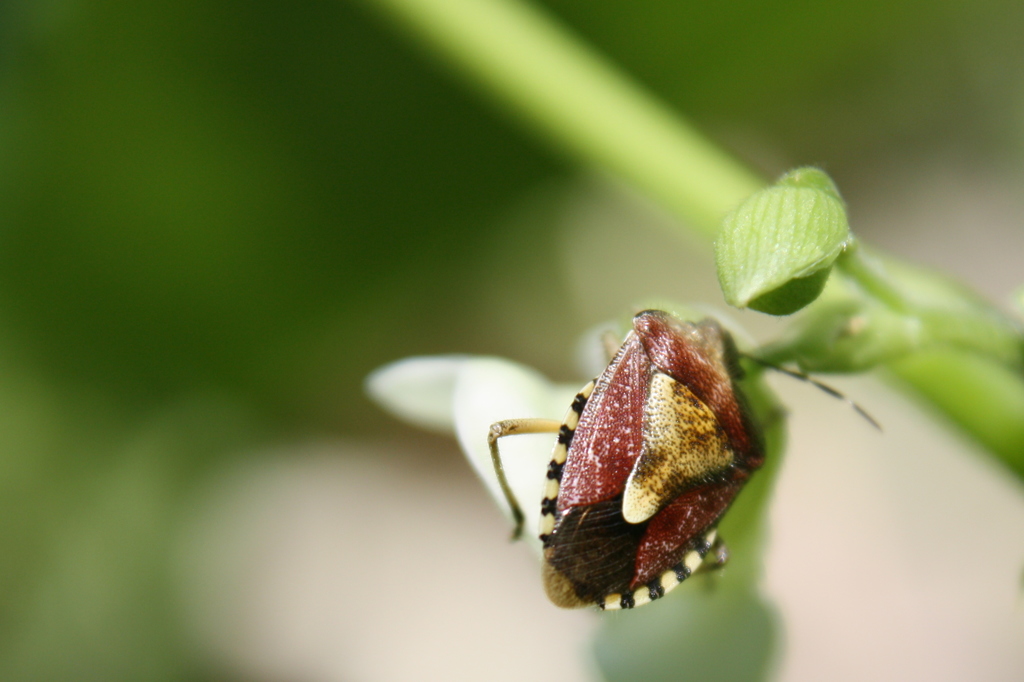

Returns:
748,357,882,431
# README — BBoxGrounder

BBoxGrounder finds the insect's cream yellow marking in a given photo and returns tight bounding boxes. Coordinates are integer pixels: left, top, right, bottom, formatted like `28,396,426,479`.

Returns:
544,478,559,499
684,550,703,573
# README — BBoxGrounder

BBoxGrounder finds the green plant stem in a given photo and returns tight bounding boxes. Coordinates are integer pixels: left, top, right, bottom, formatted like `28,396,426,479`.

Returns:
836,242,912,313
837,246,1024,369
889,350,1024,478
359,0,763,238
360,0,1024,477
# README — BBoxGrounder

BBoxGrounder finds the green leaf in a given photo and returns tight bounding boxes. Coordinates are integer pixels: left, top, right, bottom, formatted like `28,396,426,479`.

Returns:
746,268,831,316
716,167,851,315
594,587,777,682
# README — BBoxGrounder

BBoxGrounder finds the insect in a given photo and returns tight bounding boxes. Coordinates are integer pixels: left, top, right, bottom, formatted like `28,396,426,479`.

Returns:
488,310,764,610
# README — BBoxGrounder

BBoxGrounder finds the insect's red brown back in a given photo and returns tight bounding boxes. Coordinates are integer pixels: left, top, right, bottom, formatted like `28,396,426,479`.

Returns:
557,333,649,510
539,311,766,609
631,478,745,587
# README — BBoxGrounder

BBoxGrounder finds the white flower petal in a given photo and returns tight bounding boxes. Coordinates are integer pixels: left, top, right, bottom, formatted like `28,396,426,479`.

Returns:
364,355,469,434
368,354,586,553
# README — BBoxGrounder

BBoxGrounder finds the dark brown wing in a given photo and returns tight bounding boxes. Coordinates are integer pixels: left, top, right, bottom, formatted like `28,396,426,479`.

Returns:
543,494,644,605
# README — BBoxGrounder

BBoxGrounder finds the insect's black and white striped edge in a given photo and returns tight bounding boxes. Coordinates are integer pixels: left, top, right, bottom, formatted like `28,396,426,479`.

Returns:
538,378,720,610
538,380,594,545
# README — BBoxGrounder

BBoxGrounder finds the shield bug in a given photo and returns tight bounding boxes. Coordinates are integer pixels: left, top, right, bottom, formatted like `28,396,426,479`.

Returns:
488,310,764,610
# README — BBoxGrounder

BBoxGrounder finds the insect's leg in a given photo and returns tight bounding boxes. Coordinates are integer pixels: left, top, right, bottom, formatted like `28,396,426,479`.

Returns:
488,418,562,541
694,534,729,574
600,330,622,363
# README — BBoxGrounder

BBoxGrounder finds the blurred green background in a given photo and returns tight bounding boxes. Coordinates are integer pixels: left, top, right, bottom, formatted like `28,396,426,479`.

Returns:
1,1,1023,681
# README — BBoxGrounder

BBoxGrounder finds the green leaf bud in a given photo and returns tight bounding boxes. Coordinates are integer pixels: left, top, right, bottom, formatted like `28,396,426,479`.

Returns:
716,167,852,315
773,298,920,372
